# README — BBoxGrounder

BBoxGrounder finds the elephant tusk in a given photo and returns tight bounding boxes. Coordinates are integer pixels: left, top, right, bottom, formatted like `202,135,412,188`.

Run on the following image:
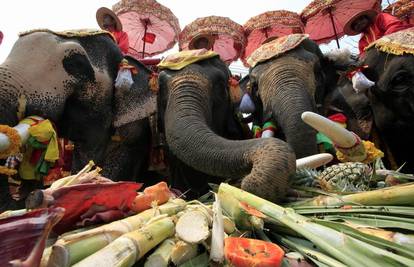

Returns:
301,111,357,148
0,116,43,153
296,153,334,169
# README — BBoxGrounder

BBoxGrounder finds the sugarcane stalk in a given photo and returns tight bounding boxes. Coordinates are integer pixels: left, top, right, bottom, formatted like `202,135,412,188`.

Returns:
49,161,95,190
0,209,27,219
218,183,414,266
289,183,414,207
175,210,210,244
273,234,347,267
170,241,199,266
144,238,175,267
48,199,186,266
73,217,175,267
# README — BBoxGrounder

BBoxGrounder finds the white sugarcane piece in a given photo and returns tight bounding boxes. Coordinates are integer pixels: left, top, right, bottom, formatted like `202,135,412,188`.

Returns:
73,217,175,267
49,161,95,190
175,210,210,244
301,111,357,148
144,238,175,267
170,241,199,266
296,153,334,169
210,193,225,263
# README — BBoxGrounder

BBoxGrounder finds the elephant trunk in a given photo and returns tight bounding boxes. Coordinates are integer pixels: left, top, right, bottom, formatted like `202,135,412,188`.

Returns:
164,73,295,202
258,58,318,158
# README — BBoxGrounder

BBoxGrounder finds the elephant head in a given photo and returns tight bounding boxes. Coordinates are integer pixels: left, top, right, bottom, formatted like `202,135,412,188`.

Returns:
247,35,340,158
360,28,414,171
157,50,295,202
0,30,155,209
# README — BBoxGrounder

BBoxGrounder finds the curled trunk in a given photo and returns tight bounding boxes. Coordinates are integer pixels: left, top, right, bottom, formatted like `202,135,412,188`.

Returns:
255,57,318,158
164,73,295,202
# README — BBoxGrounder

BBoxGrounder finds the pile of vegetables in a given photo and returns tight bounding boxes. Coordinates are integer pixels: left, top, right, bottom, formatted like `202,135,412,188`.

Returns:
1,156,414,266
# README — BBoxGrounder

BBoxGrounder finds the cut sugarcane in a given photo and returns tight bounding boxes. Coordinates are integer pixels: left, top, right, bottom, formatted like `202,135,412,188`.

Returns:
144,238,175,267
48,199,186,266
302,111,367,162
210,193,225,263
289,183,414,207
296,153,333,169
175,210,210,244
170,241,199,266
223,216,236,234
218,183,414,266
73,217,175,267
49,161,95,190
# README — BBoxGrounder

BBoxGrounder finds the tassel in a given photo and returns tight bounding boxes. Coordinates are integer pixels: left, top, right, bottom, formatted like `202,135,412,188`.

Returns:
252,125,262,138
149,72,159,93
261,121,277,138
115,59,138,91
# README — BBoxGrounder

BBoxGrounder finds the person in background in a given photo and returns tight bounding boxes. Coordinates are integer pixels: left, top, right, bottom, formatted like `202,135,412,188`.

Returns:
188,35,215,50
96,7,129,54
344,8,412,57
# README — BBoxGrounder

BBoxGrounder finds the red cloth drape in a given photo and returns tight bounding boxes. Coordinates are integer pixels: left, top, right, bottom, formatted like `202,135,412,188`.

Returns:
111,30,130,54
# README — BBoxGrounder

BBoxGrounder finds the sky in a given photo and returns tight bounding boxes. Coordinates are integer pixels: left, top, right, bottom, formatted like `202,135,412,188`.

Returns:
0,0,392,75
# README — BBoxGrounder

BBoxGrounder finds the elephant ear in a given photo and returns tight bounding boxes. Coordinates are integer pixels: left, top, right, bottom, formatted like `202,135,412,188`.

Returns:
112,58,157,128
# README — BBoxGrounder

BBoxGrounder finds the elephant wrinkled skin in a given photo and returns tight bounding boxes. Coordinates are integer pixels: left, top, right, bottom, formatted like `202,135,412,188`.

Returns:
158,56,295,202
0,31,155,210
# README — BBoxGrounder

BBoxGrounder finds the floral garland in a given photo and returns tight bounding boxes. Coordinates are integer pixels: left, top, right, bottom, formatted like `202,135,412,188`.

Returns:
0,166,17,176
0,125,21,159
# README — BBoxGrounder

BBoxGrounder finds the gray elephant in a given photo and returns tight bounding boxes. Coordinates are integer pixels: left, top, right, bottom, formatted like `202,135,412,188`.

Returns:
156,50,295,202
357,28,414,171
244,34,344,158
0,29,156,210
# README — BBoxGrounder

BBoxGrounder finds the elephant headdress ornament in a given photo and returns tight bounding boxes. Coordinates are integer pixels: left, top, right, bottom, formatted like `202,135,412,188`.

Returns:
247,33,310,67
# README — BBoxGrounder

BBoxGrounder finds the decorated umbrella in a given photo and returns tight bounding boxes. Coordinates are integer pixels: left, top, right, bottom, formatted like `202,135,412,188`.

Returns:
242,10,304,66
113,0,180,59
384,0,414,24
301,0,381,48
179,16,246,64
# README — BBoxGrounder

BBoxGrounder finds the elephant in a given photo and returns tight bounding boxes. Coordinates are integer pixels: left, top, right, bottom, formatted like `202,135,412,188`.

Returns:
156,51,295,202
355,28,414,172
0,29,157,211
245,35,344,158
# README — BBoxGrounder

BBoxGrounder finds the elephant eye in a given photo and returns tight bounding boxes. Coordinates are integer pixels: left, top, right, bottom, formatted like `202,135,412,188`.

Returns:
390,71,411,94
62,53,95,81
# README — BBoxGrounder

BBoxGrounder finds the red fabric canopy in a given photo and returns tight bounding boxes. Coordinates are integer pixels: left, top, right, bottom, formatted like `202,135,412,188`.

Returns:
113,0,181,59
242,10,304,67
179,16,246,64
301,0,381,46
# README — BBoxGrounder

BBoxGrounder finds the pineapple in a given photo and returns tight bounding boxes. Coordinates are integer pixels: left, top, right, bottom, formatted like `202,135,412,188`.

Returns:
291,168,320,187
318,162,372,192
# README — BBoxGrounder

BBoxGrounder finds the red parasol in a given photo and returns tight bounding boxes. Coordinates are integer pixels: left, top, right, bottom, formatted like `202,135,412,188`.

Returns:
113,0,180,59
242,10,304,67
384,0,414,24
179,16,246,64
301,0,381,48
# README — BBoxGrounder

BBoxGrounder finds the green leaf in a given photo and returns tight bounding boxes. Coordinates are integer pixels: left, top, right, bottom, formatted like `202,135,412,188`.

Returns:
179,253,209,267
